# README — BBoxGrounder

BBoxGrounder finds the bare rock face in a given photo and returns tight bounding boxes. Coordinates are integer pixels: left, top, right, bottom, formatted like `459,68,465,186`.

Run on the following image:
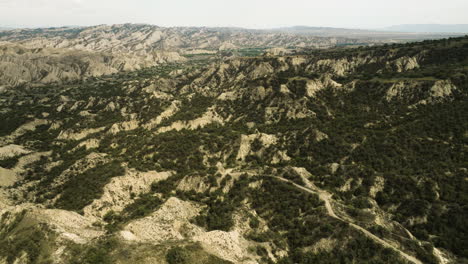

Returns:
193,230,256,264
157,107,224,133
57,127,107,141
0,204,103,244
305,76,343,98
265,47,291,56
235,133,288,164
109,120,139,134
0,23,397,90
390,56,420,72
0,24,367,54
0,167,16,187
429,80,456,98
84,170,174,218
0,42,184,88
386,79,457,105
30,207,104,243
123,197,203,243
0,144,30,159
385,82,417,101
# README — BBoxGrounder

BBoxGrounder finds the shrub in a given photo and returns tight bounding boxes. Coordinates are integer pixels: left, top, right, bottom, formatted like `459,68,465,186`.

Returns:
166,247,190,264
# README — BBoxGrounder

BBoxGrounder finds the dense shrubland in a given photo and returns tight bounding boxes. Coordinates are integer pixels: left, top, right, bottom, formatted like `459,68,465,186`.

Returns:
1,36,467,263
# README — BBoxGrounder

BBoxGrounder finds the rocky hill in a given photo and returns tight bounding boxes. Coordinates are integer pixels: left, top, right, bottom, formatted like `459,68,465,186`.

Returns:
0,24,387,53
0,23,383,89
0,35,467,264
0,41,184,88
1,24,457,89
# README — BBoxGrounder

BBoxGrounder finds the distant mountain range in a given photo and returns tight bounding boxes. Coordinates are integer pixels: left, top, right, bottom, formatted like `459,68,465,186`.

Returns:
383,24,468,33
269,25,375,34
2,23,468,35
267,25,465,40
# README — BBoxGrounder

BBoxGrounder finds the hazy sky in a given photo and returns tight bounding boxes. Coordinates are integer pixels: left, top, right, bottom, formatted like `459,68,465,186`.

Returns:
1,0,467,29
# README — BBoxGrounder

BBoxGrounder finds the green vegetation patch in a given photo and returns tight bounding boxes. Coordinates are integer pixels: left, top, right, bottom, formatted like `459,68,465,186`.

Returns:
0,156,19,169
55,160,125,212
0,211,55,264
166,244,232,264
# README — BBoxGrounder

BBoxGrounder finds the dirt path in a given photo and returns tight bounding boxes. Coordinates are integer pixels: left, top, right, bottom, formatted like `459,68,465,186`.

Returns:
271,176,423,264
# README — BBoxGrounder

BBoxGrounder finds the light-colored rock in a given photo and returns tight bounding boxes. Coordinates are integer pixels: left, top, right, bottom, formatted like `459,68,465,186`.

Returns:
339,178,353,192
305,76,342,98
311,238,337,253
193,230,258,263
157,107,223,133
13,151,51,173
0,42,171,87
433,248,450,264
0,167,16,187
84,170,174,218
249,62,274,79
386,82,407,101
290,56,307,66
0,119,49,144
391,56,420,72
109,120,139,134
177,175,211,193
74,138,100,150
236,133,278,161
0,205,103,246
217,91,240,101
0,144,30,159
29,207,104,243
57,126,106,141
124,197,203,243
369,176,385,198
430,80,456,98
271,150,291,164
314,129,329,142
329,163,340,174
143,100,181,130
265,47,289,56
251,86,267,100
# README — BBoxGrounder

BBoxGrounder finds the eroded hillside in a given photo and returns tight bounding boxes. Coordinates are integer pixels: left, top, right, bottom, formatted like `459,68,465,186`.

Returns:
0,24,386,54
0,36,467,264
1,23,454,90
0,23,377,90
0,42,185,89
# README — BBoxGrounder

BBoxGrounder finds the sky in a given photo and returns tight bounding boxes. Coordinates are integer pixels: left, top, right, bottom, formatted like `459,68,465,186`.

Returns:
0,0,467,29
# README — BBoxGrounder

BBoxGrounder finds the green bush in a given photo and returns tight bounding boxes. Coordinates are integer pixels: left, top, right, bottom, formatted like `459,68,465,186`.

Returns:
55,161,125,212
0,157,19,169
166,247,190,264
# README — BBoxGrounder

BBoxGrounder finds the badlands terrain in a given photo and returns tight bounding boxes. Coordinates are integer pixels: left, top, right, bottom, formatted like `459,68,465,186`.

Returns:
0,24,467,264
0,23,460,89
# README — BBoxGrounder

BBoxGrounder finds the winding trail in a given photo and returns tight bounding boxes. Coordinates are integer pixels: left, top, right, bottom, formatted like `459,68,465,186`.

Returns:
270,176,423,264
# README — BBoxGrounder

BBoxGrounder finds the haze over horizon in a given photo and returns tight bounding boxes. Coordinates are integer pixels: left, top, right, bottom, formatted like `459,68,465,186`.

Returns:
1,0,467,30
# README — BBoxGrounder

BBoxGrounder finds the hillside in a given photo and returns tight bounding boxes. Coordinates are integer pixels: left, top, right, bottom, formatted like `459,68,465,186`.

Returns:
0,24,388,89
0,42,184,88
1,24,460,89
0,35,467,264
0,24,391,53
